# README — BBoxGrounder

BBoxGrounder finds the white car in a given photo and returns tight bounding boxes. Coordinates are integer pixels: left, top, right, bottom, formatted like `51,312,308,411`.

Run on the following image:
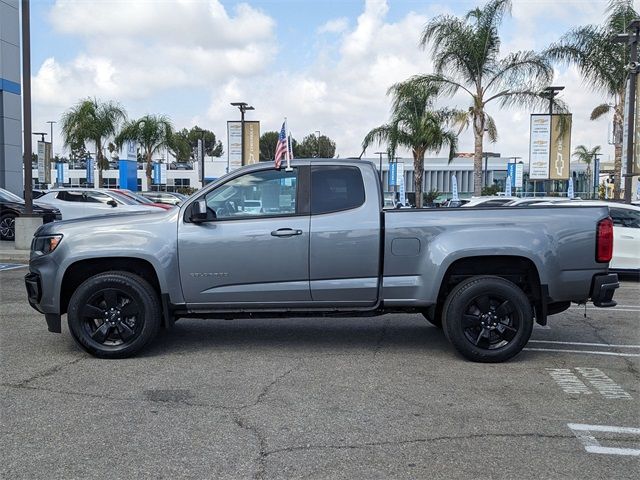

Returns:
36,189,158,220
540,200,640,273
505,196,580,207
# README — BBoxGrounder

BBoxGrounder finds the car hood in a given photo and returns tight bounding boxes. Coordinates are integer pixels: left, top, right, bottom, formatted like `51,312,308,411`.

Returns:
2,200,58,213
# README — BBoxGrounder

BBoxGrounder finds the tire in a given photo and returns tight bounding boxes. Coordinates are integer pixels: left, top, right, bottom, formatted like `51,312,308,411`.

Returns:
442,276,533,363
67,272,161,358
0,213,16,241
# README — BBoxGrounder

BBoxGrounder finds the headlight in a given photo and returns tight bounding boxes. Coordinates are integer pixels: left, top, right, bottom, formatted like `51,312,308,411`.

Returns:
32,235,63,255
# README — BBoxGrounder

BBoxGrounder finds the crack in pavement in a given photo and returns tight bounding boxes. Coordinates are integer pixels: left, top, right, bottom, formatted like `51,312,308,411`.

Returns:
11,356,84,388
373,319,389,358
262,432,576,457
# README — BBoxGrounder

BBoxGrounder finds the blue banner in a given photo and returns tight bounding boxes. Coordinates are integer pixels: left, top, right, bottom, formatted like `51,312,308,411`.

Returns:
86,157,93,185
507,163,516,187
388,162,396,189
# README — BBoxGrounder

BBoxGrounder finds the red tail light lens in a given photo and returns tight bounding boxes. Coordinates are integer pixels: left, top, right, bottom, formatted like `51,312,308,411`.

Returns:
596,217,613,263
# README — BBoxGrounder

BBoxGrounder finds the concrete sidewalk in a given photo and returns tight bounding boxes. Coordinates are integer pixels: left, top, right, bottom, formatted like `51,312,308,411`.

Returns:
0,242,29,263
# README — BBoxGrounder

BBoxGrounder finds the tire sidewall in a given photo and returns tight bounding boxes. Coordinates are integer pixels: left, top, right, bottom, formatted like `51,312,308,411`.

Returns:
0,213,16,241
68,272,160,358
443,276,533,363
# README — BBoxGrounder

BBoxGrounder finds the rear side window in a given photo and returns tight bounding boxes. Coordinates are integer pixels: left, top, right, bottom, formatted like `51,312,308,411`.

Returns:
311,166,365,215
610,208,640,228
56,191,84,202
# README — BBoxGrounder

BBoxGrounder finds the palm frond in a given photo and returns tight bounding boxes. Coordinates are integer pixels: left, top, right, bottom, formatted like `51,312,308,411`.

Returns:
591,103,612,120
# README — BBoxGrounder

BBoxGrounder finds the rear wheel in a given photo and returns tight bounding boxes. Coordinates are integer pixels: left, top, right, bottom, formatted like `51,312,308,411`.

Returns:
442,276,533,363
67,272,161,358
0,213,16,241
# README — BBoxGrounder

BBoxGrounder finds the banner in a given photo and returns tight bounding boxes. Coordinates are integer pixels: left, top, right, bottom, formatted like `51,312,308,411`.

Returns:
243,121,260,166
399,172,406,205
634,78,640,175
507,162,524,188
37,141,51,183
227,121,242,172
388,162,397,188
549,114,572,180
568,177,575,199
56,162,69,185
529,115,551,179
505,176,512,196
86,157,93,185
153,162,167,185
451,174,459,201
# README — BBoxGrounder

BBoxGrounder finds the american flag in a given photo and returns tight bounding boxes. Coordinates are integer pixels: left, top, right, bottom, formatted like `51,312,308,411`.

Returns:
274,122,288,169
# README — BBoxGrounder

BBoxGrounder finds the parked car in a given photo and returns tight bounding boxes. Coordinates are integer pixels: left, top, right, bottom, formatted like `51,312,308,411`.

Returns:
505,197,580,207
0,188,61,241
140,191,188,206
26,160,618,362
539,200,639,274
35,188,159,220
170,161,193,170
462,196,515,208
109,189,173,210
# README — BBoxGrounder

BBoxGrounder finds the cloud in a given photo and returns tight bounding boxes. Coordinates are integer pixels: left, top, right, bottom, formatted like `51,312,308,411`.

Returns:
33,0,276,107
318,17,349,34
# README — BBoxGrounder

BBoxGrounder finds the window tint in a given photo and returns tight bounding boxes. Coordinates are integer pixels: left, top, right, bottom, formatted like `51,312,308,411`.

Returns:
610,208,640,228
311,166,365,215
205,168,297,219
84,191,114,204
56,191,84,202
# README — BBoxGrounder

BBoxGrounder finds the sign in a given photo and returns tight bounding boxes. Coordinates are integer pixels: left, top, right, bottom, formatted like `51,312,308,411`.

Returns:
396,161,404,187
37,141,51,183
126,141,137,160
227,121,242,172
529,114,551,179
451,174,459,201
549,115,572,180
152,162,167,185
388,162,397,188
56,162,69,185
515,163,523,188
399,167,406,205
505,176,512,196
243,121,260,166
86,157,93,185
568,177,575,199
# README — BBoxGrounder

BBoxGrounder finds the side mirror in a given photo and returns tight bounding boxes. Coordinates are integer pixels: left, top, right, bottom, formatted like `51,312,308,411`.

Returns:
107,200,118,207
190,200,211,222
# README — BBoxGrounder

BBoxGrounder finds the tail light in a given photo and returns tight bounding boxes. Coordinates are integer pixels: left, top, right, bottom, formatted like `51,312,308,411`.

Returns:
596,217,613,263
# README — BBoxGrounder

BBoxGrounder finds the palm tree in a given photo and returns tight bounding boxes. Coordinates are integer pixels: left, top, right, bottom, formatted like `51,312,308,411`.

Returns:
60,98,126,187
409,0,554,196
572,145,601,197
362,81,460,208
546,0,638,200
116,115,173,188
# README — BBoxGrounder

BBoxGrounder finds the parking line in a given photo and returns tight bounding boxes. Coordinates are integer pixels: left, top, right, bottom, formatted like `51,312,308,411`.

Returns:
0,264,27,272
524,348,640,358
567,423,640,456
529,340,640,349
569,307,640,312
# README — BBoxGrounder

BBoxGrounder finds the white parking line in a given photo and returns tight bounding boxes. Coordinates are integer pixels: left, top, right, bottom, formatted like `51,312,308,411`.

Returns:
0,263,27,272
546,369,592,395
569,307,640,313
575,368,632,399
567,423,640,456
524,348,640,358
529,340,640,349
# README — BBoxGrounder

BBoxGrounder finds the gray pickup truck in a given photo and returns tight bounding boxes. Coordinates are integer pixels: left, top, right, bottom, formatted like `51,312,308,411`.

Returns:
25,160,619,362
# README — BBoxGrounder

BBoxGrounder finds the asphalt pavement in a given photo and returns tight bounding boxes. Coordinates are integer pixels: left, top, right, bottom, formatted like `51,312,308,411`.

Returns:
1,265,639,479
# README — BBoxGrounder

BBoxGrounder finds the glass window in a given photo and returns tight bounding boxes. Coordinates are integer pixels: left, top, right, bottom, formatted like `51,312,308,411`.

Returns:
84,191,114,204
610,208,640,228
205,168,298,219
56,191,85,202
311,166,365,215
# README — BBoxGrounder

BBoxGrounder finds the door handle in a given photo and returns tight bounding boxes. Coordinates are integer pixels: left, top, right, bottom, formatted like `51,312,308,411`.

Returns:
271,228,303,237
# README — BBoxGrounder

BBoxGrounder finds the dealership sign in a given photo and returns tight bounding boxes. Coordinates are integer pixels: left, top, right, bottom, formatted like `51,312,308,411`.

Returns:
529,114,572,180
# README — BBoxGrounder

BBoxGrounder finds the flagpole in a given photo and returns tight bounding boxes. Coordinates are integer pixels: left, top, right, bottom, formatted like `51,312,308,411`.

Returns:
285,117,293,171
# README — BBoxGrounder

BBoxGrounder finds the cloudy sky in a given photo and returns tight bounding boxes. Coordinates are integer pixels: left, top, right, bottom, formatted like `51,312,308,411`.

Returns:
28,0,629,162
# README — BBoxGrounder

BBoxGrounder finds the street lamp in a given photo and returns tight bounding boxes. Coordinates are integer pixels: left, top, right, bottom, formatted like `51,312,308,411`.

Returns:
230,102,254,167
374,151,386,183
46,120,57,158
193,127,206,188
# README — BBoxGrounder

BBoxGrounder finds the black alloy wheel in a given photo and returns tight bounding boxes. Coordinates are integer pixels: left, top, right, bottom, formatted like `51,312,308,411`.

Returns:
67,272,161,358
442,276,533,363
0,214,16,241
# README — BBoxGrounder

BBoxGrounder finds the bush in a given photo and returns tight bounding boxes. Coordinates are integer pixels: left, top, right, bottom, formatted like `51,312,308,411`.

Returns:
481,184,500,196
423,189,440,205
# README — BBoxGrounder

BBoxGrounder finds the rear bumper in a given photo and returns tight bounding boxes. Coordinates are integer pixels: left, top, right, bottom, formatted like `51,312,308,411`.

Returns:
590,273,619,308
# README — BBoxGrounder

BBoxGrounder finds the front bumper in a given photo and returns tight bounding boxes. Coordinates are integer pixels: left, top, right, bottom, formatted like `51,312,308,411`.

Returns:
590,273,619,308
25,272,42,312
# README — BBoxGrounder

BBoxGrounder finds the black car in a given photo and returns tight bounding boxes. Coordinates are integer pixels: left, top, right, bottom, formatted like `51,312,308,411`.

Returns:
0,188,62,241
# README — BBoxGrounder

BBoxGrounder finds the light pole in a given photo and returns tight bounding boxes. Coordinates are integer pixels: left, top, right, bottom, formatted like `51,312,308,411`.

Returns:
540,86,565,195
592,152,602,199
374,151,386,184
230,102,254,167
193,127,206,188
21,0,33,213
46,120,56,157
315,130,321,158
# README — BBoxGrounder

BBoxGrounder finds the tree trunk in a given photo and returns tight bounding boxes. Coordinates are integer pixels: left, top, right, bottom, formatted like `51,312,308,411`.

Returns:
146,149,153,190
414,149,424,208
473,112,484,196
586,164,592,199
613,99,624,200
97,167,103,188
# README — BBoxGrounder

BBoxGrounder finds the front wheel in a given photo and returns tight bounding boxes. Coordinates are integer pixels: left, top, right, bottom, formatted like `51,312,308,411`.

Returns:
0,213,16,241
67,272,161,358
442,276,533,363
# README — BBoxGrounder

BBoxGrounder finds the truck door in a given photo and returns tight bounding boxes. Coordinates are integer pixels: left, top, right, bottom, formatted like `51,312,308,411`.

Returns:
178,166,312,307
309,164,381,306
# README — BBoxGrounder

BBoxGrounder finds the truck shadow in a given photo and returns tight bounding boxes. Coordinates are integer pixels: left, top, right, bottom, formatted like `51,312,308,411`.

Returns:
144,316,451,357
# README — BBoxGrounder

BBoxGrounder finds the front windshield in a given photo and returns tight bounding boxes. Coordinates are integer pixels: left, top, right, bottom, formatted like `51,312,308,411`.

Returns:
0,188,24,203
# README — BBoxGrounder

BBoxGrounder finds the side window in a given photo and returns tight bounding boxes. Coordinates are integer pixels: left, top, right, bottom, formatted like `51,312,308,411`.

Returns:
84,191,113,204
56,191,83,202
205,168,298,219
610,208,640,228
311,166,365,215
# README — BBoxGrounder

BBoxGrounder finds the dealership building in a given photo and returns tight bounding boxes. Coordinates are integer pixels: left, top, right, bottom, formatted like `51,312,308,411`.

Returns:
0,0,22,195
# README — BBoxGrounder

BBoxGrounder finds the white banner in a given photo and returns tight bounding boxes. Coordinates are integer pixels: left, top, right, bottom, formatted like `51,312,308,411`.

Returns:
451,174,459,201
160,162,167,184
515,163,524,188
37,141,46,183
227,121,243,172
395,161,404,187
529,115,551,180
505,176,512,196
